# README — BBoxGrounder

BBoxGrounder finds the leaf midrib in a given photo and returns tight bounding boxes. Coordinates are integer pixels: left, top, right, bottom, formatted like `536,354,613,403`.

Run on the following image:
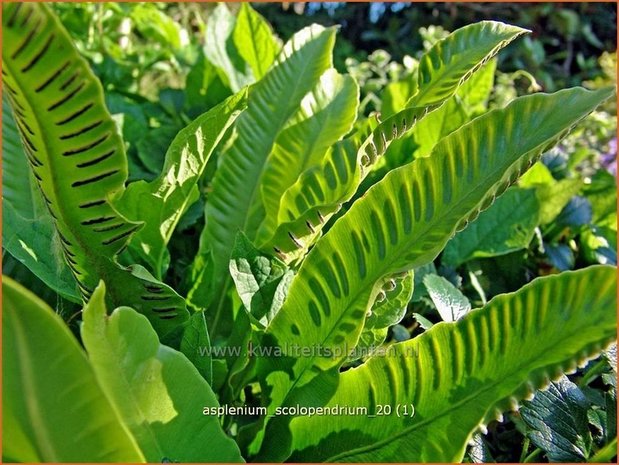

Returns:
9,305,59,462
267,103,579,433
3,23,116,275
326,313,611,462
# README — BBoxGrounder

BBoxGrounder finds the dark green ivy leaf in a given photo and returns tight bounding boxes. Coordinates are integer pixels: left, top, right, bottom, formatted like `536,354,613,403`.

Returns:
521,376,592,462
229,232,294,329
467,432,495,463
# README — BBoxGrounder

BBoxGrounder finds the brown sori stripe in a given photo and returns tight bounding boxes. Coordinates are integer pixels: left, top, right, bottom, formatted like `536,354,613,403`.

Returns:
71,170,118,187
59,70,80,91
36,61,71,92
55,102,93,125
57,230,73,247
24,150,43,168
80,216,115,226
79,199,106,209
47,82,85,111
6,3,23,27
21,34,55,73
144,285,164,293
17,118,35,136
76,150,115,168
77,281,93,296
11,17,42,59
152,307,177,313
60,120,103,140
62,133,109,156
93,222,124,233
18,4,34,28
141,295,169,302
19,131,38,153
101,225,140,246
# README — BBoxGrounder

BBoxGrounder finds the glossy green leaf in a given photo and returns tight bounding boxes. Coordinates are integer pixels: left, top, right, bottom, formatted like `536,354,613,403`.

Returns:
349,327,389,362
366,270,414,330
204,4,252,92
3,2,135,295
233,3,280,80
2,3,189,338
2,97,79,301
288,266,617,462
349,271,414,362
130,4,181,50
519,161,585,225
256,22,527,266
380,59,494,173
518,160,556,185
180,311,213,386
114,90,247,277
584,170,617,229
521,376,592,462
254,87,613,460
456,59,497,110
81,282,244,463
261,104,436,264
184,53,232,117
411,262,437,302
230,232,294,329
188,25,336,311
3,277,144,462
413,312,434,330
255,69,359,252
423,273,471,321
408,21,528,107
381,73,418,118
537,179,584,225
442,187,541,266
409,96,469,158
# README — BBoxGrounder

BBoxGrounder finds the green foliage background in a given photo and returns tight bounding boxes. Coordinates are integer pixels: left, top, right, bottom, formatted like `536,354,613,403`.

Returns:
2,3,617,463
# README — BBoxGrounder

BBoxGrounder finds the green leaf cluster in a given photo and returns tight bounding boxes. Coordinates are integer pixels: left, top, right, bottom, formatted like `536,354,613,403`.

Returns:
3,3,616,463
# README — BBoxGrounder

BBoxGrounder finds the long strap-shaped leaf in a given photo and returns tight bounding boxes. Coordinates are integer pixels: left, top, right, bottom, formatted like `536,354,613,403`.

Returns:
3,3,134,290
407,21,528,107
3,277,145,462
81,283,244,463
114,91,247,277
2,3,187,338
2,96,79,301
254,87,613,460
255,69,359,251
255,106,435,264
187,25,336,311
288,266,617,462
254,22,528,264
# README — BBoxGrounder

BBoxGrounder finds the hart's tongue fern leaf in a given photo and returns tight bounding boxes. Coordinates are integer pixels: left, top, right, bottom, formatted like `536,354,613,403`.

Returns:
2,3,188,338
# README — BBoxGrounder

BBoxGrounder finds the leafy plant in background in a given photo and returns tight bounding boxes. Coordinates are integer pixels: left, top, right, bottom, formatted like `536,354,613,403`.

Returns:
255,3,616,92
3,3,617,463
